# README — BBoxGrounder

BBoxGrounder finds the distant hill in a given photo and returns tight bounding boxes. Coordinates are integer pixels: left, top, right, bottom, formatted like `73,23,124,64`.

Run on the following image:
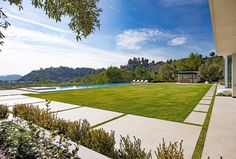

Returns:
0,74,22,81
19,66,99,82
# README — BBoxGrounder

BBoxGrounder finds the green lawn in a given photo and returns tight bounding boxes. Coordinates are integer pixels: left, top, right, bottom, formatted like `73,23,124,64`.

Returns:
27,84,211,122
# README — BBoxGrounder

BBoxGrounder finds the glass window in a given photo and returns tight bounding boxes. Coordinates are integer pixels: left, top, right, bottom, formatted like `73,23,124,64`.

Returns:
228,55,232,88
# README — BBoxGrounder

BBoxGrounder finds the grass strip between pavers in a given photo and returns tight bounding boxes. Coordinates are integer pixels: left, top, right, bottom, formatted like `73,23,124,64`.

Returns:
90,114,127,129
191,85,217,159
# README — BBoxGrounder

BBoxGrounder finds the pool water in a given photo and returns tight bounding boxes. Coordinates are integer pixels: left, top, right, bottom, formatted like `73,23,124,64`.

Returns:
24,83,130,93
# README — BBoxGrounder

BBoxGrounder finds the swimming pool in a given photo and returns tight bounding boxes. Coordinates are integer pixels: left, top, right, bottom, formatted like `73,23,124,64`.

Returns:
21,83,131,93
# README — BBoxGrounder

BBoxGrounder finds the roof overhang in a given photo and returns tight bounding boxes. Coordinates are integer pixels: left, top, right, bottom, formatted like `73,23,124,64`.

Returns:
209,0,236,56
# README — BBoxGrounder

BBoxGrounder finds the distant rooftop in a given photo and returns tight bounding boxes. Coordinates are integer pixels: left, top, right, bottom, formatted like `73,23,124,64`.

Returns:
177,71,199,74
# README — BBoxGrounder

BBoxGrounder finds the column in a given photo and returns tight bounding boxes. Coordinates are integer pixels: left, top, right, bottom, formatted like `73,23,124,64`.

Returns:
232,54,236,97
224,56,228,88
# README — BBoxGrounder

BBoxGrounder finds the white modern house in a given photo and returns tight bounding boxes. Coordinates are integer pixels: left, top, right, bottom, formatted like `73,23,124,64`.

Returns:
209,0,236,97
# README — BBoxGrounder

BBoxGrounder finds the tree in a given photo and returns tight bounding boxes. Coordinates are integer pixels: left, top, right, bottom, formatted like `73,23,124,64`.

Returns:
0,0,102,51
209,52,216,58
199,62,222,82
158,64,177,82
184,53,203,71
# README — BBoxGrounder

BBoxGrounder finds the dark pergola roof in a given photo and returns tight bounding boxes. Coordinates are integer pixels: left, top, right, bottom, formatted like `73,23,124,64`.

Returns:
177,71,199,74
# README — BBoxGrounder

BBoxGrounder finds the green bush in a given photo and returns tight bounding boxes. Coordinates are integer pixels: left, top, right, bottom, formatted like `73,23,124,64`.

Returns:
82,129,117,158
0,105,8,119
155,139,184,159
12,104,115,158
0,120,79,159
118,136,152,159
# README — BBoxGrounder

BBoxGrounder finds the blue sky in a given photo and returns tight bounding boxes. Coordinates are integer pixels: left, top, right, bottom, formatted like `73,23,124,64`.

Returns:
1,0,214,75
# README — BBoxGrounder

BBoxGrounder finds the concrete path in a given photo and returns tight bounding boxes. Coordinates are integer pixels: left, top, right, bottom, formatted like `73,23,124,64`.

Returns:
202,96,236,159
33,101,81,112
184,111,207,125
0,89,33,96
184,85,215,125
0,95,28,101
96,114,201,159
194,104,210,112
0,96,45,106
56,107,123,126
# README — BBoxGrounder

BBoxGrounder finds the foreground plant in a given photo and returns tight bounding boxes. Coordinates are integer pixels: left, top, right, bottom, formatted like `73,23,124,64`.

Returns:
118,136,152,159
155,139,184,159
0,120,79,159
0,105,8,119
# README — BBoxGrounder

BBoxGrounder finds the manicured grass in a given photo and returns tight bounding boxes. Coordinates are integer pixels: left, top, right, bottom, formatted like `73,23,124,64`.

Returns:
27,84,211,122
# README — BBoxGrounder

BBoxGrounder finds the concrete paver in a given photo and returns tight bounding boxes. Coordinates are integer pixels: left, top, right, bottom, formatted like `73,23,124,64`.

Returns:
0,89,32,96
199,99,212,105
56,107,123,126
96,114,201,159
0,97,45,106
32,101,81,112
202,96,236,159
202,96,213,100
184,111,207,125
0,95,28,101
194,104,210,112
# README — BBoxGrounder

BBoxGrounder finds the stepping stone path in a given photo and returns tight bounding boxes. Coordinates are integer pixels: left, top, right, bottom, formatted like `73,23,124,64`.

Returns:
184,84,216,125
0,95,28,101
199,99,212,105
96,114,201,159
0,96,45,107
194,104,210,112
32,101,81,113
0,89,33,96
184,111,207,125
55,107,123,126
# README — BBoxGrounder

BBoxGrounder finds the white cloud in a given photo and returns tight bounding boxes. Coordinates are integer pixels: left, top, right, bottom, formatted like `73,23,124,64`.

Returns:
116,28,174,50
7,13,69,33
0,26,138,75
116,28,187,50
168,37,187,46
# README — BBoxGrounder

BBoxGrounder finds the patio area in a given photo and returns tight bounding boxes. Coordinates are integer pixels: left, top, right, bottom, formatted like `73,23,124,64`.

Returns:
0,84,216,158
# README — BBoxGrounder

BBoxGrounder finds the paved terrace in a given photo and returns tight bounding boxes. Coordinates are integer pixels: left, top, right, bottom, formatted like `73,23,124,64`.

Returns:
0,85,216,158
202,95,236,158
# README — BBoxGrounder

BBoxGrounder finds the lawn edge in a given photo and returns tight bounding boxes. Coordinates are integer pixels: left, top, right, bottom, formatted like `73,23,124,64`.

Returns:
191,85,217,159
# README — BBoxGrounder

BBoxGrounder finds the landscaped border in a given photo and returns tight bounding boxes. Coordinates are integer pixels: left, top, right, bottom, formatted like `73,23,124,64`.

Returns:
192,85,217,159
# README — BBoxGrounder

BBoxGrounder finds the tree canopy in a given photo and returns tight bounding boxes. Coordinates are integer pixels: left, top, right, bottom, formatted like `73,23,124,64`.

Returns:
0,0,102,51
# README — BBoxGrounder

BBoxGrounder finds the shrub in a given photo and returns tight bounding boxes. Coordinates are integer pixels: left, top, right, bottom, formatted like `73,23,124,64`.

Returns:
12,104,116,158
82,129,117,158
0,105,8,119
155,139,184,159
0,120,79,159
118,136,152,159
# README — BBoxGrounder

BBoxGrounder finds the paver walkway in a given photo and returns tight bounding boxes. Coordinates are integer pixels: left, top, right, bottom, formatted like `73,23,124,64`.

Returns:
202,96,236,158
0,89,33,96
184,84,216,125
33,101,81,112
56,107,123,126
0,85,216,158
96,114,201,158
0,96,45,106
